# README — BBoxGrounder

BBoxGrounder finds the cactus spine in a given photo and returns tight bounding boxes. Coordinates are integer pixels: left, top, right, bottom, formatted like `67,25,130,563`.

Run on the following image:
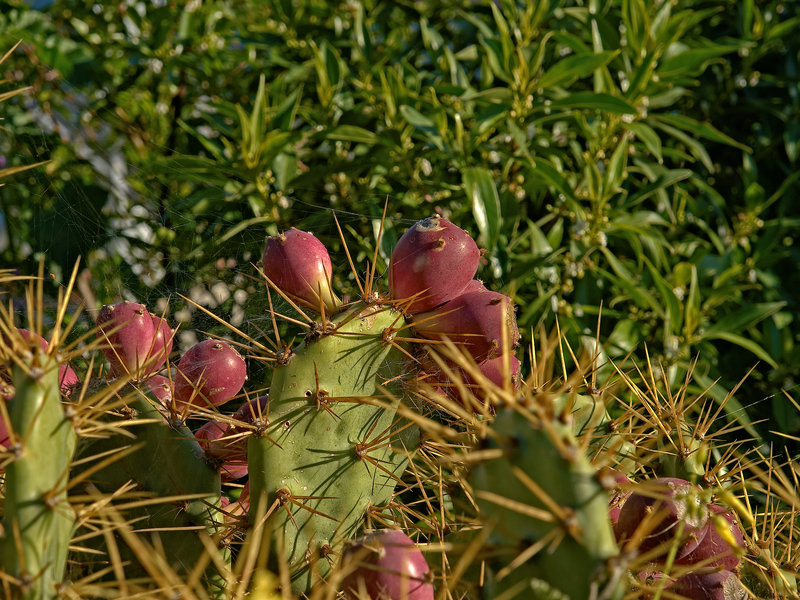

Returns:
1,355,76,599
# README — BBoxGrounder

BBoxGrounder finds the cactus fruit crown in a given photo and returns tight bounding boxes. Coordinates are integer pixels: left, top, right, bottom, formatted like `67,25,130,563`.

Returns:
0,218,796,600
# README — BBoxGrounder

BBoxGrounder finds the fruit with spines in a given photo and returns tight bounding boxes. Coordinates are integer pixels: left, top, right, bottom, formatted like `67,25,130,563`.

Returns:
614,477,709,559
389,216,480,314
174,338,247,409
341,529,433,600
262,228,340,314
413,289,520,361
195,419,248,480
96,302,171,378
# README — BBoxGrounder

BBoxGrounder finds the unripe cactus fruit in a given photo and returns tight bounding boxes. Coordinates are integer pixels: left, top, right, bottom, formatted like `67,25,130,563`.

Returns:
173,339,247,409
342,530,433,600
262,228,340,313
413,289,520,361
389,216,480,314
97,302,171,377
614,477,709,558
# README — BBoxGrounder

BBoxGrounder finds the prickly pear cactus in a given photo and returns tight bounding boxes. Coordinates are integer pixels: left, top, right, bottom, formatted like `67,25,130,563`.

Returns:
249,302,417,591
469,405,621,600
0,348,76,599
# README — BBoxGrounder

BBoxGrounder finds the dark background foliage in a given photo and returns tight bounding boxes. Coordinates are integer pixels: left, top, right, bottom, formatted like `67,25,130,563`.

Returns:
1,0,798,446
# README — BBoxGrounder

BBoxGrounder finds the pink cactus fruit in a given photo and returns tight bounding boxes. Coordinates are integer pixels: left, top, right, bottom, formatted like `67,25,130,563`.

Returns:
413,289,520,361
614,477,709,559
342,529,433,600
671,570,746,600
224,481,250,521
605,470,632,536
194,420,248,480
96,302,172,378
0,414,9,449
476,355,522,390
262,228,339,313
677,504,745,571
389,216,481,314
15,328,78,396
173,339,247,409
145,374,173,405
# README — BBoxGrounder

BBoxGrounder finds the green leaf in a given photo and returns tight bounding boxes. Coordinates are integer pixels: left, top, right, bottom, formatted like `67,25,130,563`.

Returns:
701,331,777,369
549,92,636,114
399,105,435,128
658,45,742,78
652,114,751,152
702,302,786,337
538,50,618,89
627,122,662,162
463,167,502,252
326,125,378,145
604,136,629,194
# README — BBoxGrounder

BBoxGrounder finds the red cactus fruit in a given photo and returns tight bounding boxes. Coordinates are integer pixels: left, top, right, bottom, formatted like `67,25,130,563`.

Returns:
173,339,247,409
413,289,520,361
476,355,522,390
145,374,173,405
389,216,481,314
342,529,433,600
614,477,709,559
262,228,339,313
0,415,9,449
605,470,632,536
671,570,746,600
194,420,248,480
15,329,78,395
677,504,745,571
462,279,487,294
96,302,171,378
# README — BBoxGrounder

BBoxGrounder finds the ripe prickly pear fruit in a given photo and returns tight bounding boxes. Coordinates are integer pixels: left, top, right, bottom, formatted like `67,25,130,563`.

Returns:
605,470,632,535
342,530,433,600
173,339,247,409
672,570,746,600
97,302,170,378
146,374,173,405
262,228,340,313
476,355,521,390
194,420,248,480
15,328,78,395
677,504,745,571
413,289,520,361
614,477,709,558
389,216,480,314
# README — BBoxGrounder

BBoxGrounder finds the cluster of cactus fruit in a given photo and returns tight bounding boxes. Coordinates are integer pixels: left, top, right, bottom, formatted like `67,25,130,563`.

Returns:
0,216,798,599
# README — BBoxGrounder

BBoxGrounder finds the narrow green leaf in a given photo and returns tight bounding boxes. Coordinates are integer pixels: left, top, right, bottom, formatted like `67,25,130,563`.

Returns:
658,45,741,78
399,105,435,128
701,331,777,369
703,302,786,337
653,114,751,152
538,50,618,89
549,92,636,114
463,167,502,252
627,122,662,162
604,136,629,194
326,125,378,144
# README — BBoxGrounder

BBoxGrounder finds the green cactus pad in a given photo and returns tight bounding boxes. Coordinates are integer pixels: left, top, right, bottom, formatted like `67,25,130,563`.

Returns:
248,303,416,591
73,382,222,584
469,407,620,600
0,358,77,600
